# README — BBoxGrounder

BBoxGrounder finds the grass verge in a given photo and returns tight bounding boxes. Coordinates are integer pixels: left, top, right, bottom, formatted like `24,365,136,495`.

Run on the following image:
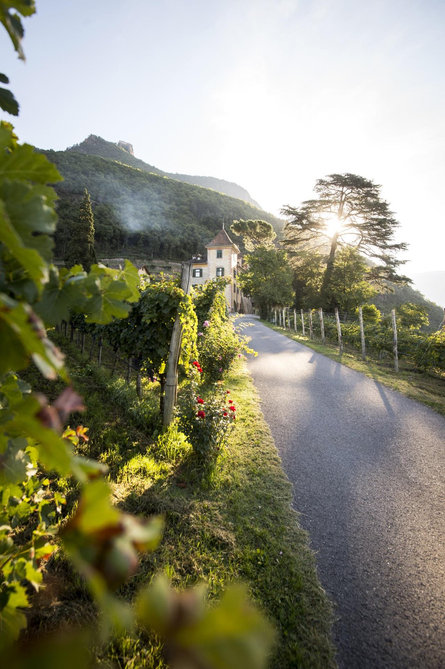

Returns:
262,321,445,416
24,339,336,668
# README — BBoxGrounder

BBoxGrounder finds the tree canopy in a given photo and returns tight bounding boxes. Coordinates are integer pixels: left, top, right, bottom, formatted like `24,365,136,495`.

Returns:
64,188,96,271
237,247,294,319
283,173,409,308
230,219,276,251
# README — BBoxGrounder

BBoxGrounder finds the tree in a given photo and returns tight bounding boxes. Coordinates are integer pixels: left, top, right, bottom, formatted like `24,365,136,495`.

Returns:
397,302,429,330
64,187,96,271
328,247,376,314
237,247,294,318
230,219,276,251
282,173,409,308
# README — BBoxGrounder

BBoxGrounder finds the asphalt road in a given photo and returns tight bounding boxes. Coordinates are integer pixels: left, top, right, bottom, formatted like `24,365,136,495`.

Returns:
240,316,445,669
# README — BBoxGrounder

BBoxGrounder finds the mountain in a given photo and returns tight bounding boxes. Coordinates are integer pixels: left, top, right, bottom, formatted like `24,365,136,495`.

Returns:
410,272,445,309
66,135,261,207
42,143,283,262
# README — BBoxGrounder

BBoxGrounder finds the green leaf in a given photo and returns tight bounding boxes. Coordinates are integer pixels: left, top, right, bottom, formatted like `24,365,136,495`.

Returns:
76,479,120,533
0,86,19,115
6,396,73,474
0,437,29,485
177,584,275,669
0,584,28,650
122,514,164,552
24,559,43,590
0,295,65,379
70,455,108,484
0,133,61,184
0,200,48,287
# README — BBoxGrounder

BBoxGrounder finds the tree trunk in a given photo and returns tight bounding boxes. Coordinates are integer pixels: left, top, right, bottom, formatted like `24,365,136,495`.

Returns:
320,232,339,306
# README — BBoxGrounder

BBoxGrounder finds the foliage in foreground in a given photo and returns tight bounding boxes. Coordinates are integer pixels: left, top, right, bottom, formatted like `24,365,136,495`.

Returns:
0,103,272,669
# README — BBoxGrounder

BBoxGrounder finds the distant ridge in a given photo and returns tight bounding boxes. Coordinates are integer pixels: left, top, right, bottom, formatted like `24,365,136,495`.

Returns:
43,142,283,262
66,135,261,207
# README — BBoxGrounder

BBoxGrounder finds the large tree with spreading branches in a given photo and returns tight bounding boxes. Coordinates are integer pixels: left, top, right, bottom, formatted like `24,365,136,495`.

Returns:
282,173,409,308
230,219,276,251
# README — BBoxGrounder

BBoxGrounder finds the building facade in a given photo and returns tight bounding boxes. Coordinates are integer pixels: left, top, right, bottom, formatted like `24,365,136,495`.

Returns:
191,228,248,312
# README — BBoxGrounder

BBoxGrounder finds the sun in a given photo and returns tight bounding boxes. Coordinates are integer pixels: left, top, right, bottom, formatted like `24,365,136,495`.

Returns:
323,215,343,238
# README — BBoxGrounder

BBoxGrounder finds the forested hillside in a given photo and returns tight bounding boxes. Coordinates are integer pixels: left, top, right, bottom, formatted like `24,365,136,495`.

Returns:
67,134,261,207
373,283,443,331
43,148,283,261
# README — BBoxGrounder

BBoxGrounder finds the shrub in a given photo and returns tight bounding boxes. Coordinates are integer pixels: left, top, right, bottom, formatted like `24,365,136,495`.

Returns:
177,379,236,462
356,304,381,324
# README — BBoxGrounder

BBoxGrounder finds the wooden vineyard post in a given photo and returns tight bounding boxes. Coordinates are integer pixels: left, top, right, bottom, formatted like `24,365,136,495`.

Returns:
335,307,343,353
282,308,286,328
274,309,277,325
300,309,305,336
391,308,399,372
358,307,366,361
97,336,103,367
319,308,325,344
163,262,192,427
308,310,313,339
294,309,298,332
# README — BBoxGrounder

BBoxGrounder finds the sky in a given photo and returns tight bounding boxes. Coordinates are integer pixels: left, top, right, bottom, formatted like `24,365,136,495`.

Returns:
1,0,444,281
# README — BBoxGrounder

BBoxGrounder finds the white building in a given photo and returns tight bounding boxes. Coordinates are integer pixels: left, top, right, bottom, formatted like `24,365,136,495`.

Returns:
191,227,249,312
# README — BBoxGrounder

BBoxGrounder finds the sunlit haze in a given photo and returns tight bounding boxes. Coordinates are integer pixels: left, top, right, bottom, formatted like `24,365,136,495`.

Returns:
1,0,444,282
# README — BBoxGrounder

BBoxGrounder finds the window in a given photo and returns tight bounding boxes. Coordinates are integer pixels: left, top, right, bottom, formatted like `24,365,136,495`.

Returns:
216,249,223,258
216,267,224,277
192,268,203,278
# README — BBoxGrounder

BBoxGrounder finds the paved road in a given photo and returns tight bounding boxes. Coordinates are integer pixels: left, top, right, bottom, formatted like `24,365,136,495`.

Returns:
240,316,445,668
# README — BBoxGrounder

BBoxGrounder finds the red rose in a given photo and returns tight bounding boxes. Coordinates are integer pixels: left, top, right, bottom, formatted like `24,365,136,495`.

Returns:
197,410,206,418
228,400,233,404
223,411,228,416
229,405,236,412
197,398,204,404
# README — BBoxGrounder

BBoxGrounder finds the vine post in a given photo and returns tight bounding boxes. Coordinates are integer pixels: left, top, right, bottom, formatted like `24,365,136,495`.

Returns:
163,262,192,427
358,307,366,361
300,309,305,336
319,308,325,344
391,308,399,372
294,309,298,332
308,310,313,339
335,307,343,354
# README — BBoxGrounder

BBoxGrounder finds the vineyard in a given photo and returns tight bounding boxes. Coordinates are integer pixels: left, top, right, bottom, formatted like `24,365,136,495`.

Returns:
268,306,445,374
0,113,337,666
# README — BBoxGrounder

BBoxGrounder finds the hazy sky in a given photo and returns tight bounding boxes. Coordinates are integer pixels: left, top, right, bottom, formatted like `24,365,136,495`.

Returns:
1,0,444,275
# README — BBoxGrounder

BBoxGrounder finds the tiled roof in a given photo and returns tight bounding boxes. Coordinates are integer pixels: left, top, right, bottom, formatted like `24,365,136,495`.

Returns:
206,228,240,252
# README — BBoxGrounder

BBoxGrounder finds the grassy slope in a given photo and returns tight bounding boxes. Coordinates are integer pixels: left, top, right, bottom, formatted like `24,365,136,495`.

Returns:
26,340,335,668
263,322,445,416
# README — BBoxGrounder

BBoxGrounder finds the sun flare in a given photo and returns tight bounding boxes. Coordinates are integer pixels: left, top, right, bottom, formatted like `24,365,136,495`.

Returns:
323,216,343,238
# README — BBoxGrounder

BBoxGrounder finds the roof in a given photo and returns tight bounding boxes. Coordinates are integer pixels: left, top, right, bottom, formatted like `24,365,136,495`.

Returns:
206,228,240,253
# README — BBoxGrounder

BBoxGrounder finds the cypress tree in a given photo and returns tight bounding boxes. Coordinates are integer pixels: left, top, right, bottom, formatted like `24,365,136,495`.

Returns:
65,188,97,271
